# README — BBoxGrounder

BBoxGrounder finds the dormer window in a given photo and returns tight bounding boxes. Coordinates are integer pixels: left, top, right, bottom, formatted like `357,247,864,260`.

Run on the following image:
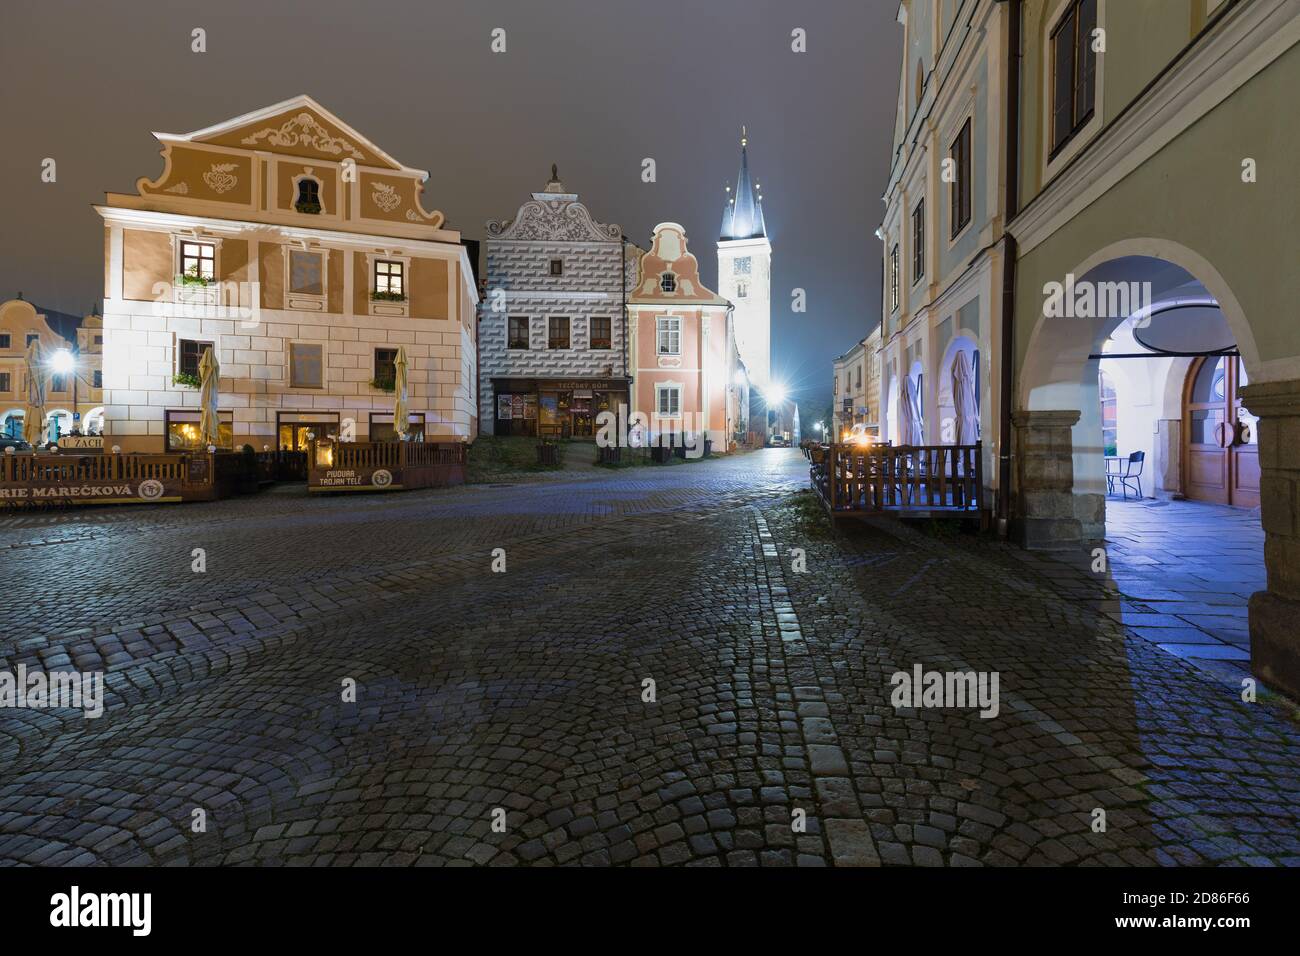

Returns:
660,273,677,293
295,177,322,215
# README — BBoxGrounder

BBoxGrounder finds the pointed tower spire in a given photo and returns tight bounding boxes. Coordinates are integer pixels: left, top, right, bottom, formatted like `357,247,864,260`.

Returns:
720,126,766,241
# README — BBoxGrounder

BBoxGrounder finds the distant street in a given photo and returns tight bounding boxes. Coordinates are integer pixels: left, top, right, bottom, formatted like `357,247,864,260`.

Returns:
1,449,1298,866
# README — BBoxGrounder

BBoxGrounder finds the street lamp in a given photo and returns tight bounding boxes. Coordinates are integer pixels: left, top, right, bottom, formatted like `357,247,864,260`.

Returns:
48,348,80,441
765,383,787,406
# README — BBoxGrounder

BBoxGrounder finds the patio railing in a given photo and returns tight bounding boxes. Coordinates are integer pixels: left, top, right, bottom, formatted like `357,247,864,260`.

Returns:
307,440,466,492
809,442,984,517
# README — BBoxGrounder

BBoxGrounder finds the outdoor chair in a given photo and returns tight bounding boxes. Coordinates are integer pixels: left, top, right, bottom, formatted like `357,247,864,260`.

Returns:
1106,450,1145,500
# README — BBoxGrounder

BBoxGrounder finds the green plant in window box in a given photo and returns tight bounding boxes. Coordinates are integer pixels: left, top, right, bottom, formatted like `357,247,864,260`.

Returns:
175,265,210,288
370,377,396,393
371,290,406,302
172,372,202,389
294,200,322,215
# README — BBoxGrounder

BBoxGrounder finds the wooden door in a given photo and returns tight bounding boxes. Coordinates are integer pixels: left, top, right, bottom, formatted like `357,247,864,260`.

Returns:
1182,356,1259,507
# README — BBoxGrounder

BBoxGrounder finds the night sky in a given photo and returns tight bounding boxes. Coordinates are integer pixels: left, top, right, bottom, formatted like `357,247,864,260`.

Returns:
0,0,900,417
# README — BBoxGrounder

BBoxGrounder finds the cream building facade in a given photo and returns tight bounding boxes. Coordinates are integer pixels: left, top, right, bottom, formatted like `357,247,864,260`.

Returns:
831,327,882,440
879,0,1008,503
97,95,479,454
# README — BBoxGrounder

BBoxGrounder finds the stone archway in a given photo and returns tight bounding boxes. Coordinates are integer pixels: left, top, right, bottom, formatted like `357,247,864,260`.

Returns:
1014,237,1300,699
1015,239,1262,549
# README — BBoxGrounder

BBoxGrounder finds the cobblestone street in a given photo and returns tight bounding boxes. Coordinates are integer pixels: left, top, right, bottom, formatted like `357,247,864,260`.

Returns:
1,448,1298,866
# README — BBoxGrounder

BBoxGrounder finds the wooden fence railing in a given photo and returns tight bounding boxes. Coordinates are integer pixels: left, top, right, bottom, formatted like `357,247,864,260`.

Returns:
809,442,983,516
307,440,466,492
0,449,308,508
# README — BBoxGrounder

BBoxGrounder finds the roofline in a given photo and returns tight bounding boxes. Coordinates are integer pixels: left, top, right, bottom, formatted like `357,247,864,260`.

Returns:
152,94,426,179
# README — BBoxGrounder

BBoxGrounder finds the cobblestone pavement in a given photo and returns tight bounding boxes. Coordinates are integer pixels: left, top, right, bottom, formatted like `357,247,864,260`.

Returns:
0,449,1297,866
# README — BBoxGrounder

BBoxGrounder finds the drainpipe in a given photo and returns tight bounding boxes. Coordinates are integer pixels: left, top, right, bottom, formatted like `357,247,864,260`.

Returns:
997,0,1023,534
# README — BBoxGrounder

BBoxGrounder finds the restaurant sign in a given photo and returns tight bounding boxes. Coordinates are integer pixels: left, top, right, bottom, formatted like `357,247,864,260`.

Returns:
0,477,181,505
312,467,398,490
57,436,104,450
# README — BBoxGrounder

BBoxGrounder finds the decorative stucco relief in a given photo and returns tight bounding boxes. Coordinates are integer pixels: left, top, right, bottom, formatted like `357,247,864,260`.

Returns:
239,112,366,160
486,199,621,242
202,163,238,194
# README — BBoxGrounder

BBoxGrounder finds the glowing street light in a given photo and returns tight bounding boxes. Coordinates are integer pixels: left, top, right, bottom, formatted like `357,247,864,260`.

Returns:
50,348,76,375
765,383,787,406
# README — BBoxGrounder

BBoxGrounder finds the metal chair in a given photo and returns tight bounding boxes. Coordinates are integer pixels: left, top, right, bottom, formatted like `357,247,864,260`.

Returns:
1107,450,1145,500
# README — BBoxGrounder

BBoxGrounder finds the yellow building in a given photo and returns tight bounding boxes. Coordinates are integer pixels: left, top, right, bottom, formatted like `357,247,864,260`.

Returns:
97,95,479,454
0,298,104,444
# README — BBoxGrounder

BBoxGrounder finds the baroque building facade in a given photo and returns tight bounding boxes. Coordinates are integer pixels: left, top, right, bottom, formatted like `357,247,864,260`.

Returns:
477,168,641,438
629,223,746,450
96,95,479,454
0,299,104,443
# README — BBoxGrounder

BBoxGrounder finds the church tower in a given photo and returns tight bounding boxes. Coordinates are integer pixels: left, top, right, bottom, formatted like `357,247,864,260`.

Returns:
717,127,772,391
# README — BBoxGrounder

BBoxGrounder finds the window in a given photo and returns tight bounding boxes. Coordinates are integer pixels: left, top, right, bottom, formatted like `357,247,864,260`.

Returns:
736,280,749,299
178,339,208,379
290,342,324,388
656,316,681,356
548,316,570,350
165,409,233,451
1099,369,1118,457
373,260,405,300
1051,0,1098,156
94,335,103,346
549,259,564,276
0,334,9,350
374,348,397,389
508,316,530,350
92,370,102,389
0,372,9,393
295,177,322,214
590,317,612,350
27,333,39,348
857,366,863,389
889,245,900,312
660,273,677,293
733,256,751,276
950,118,972,237
51,371,68,393
656,385,681,417
180,240,216,283
289,249,324,295
912,200,926,283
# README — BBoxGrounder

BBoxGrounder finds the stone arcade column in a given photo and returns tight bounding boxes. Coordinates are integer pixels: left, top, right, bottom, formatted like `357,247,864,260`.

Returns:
1241,379,1300,700
1011,410,1082,550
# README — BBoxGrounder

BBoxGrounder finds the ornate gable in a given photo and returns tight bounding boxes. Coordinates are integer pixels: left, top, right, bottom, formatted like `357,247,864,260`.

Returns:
184,97,401,170
486,168,620,242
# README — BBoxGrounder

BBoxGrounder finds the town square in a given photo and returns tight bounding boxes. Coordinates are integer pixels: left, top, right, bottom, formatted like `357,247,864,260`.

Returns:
0,0,1298,931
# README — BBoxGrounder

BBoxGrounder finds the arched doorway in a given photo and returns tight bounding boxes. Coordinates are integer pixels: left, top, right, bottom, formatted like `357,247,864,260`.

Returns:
1182,356,1260,507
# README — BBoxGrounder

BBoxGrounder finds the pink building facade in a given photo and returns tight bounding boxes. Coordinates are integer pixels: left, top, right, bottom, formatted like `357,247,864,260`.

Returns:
628,223,747,450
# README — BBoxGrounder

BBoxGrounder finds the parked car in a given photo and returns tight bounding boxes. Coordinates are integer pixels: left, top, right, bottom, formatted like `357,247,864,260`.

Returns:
769,435,790,447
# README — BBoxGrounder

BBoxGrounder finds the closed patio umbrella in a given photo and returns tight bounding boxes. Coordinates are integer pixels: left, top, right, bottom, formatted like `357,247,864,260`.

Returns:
952,351,979,445
392,345,409,440
198,346,221,447
898,375,923,446
22,338,46,446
